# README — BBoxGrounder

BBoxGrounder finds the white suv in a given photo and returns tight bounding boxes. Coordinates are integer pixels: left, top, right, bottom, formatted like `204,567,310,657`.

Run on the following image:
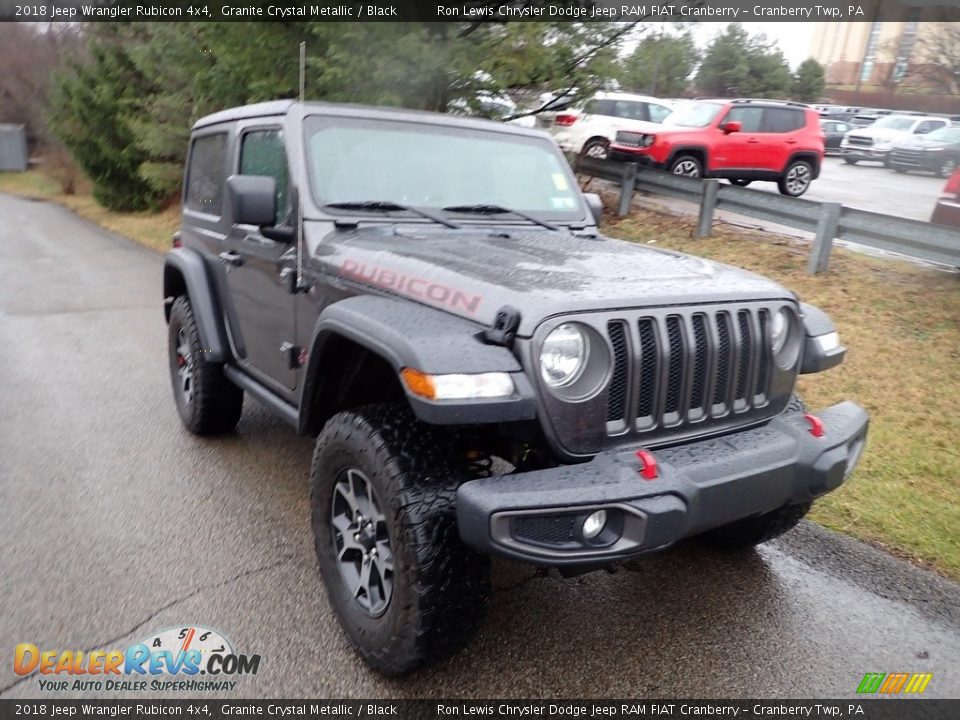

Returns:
841,115,950,165
544,91,674,159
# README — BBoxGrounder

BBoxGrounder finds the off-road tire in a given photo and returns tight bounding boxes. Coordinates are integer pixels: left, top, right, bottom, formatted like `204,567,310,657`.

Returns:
700,502,812,550
310,403,491,675
699,393,810,549
167,296,243,435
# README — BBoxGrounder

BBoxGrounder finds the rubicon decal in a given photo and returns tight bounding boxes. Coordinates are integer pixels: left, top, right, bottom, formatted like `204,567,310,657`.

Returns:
340,260,482,314
14,626,260,693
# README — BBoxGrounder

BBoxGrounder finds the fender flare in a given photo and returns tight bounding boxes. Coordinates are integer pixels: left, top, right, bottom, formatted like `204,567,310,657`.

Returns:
297,295,535,432
799,302,845,374
163,248,228,362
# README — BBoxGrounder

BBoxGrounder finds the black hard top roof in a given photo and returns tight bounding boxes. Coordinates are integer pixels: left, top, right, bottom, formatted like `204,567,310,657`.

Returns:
191,99,546,139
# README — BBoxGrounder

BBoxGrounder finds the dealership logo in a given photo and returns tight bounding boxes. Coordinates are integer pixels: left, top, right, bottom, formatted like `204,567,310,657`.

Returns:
14,626,260,692
856,672,932,694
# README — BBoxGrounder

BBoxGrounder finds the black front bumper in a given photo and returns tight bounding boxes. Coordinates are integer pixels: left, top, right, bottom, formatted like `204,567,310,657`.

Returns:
457,401,868,565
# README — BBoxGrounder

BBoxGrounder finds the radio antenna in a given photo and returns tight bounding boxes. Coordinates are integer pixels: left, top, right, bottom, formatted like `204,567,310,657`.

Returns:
296,41,306,292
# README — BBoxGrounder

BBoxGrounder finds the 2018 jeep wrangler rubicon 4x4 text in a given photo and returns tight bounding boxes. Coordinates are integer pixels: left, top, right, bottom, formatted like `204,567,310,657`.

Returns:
164,101,868,675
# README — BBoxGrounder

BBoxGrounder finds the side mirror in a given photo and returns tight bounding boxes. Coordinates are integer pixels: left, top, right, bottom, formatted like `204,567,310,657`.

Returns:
720,121,742,134
227,175,277,227
584,193,603,225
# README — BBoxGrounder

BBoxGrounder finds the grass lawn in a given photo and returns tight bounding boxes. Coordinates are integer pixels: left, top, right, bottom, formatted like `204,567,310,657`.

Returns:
608,208,960,579
3,168,958,578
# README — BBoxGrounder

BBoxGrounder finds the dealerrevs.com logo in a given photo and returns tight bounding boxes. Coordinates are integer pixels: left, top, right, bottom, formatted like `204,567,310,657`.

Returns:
14,626,261,692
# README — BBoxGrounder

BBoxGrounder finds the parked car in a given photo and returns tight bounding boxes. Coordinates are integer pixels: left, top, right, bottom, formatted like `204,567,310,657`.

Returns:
930,167,960,226
888,125,960,177
164,99,866,675
608,98,824,196
840,115,950,165
545,91,674,159
820,118,853,154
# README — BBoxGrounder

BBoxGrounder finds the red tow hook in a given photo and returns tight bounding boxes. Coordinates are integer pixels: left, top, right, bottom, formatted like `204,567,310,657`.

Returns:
635,449,658,480
803,413,825,438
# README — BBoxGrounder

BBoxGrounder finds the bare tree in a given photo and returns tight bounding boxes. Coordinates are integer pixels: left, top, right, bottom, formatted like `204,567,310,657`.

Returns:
912,22,960,95
0,24,85,137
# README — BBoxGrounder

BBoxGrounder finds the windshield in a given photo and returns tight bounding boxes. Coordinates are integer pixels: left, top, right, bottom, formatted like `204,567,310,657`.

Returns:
304,116,584,221
925,127,960,143
872,116,917,130
663,102,723,128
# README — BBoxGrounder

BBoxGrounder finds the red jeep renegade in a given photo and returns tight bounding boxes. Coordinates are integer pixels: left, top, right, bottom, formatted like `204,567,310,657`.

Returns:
608,99,825,197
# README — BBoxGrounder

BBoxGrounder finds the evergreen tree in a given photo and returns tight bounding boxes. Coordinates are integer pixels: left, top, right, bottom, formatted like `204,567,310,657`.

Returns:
619,31,699,97
792,58,826,102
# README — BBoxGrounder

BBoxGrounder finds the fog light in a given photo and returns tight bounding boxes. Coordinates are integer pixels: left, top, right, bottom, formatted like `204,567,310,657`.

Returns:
582,510,607,540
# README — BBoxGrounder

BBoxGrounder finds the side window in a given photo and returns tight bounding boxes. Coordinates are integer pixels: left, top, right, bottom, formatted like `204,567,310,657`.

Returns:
586,99,614,117
836,122,850,132
915,120,945,134
239,129,289,222
724,107,764,133
611,101,647,120
764,108,805,133
648,104,672,123
186,133,228,216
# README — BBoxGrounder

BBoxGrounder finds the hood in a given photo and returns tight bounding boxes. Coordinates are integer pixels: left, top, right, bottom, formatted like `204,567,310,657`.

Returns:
308,223,793,336
850,127,914,142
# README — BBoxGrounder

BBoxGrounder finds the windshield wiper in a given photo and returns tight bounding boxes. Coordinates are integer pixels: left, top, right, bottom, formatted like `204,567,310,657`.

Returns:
324,201,461,229
442,204,559,231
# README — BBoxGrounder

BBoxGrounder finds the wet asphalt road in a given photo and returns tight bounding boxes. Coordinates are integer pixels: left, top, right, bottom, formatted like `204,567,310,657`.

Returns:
1,192,959,700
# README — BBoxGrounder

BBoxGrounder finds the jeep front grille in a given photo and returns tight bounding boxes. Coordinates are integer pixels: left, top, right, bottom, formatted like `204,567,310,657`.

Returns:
606,308,770,430
534,303,797,457
615,130,645,147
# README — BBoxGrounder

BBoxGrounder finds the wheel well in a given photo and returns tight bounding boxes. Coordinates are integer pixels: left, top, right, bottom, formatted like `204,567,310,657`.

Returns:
584,135,609,147
667,147,706,169
785,152,821,177
303,335,406,436
163,264,187,322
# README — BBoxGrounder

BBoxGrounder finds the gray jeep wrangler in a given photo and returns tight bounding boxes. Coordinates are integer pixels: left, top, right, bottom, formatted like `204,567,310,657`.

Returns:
163,100,868,675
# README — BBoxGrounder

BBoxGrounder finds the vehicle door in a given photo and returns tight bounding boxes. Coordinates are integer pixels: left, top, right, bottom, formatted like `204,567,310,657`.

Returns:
759,107,807,171
181,129,231,316
712,106,764,171
220,124,299,394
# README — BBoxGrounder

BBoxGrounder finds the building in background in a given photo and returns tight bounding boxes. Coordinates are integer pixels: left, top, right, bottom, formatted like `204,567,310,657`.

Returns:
810,7,960,112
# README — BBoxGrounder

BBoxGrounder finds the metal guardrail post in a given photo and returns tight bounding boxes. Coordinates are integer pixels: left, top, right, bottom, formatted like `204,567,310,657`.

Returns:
808,202,842,274
618,162,638,217
696,179,719,238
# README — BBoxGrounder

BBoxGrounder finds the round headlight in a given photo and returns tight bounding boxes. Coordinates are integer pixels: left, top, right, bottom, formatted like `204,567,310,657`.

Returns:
540,323,589,388
770,308,790,355
641,134,655,147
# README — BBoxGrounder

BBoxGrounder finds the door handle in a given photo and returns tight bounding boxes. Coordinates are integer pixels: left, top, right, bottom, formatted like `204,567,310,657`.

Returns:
786,139,799,144
219,251,244,267
747,139,760,144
